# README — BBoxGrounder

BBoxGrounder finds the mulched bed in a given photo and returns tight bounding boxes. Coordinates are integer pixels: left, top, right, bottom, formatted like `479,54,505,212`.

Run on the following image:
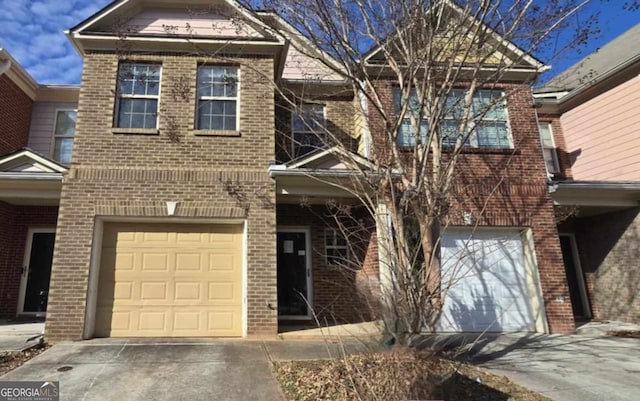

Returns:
275,349,550,401
607,330,640,338
0,344,50,377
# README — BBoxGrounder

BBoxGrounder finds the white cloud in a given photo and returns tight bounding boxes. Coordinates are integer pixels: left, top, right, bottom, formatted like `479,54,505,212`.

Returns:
0,0,106,84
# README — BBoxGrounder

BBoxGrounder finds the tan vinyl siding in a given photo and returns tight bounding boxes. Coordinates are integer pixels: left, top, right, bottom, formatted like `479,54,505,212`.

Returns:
27,102,77,157
560,75,640,181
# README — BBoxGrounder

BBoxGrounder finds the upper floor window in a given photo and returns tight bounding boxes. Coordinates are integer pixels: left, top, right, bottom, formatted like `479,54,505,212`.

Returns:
292,104,326,158
394,89,428,146
196,66,238,130
115,63,161,129
538,122,560,175
53,110,77,164
394,88,512,148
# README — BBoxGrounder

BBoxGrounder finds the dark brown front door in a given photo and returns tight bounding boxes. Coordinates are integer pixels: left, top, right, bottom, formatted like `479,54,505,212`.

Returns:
559,235,591,319
22,232,55,314
277,231,309,317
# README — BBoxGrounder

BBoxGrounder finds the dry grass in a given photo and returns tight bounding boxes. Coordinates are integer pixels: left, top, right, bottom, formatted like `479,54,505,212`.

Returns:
0,345,49,377
606,330,640,338
275,349,550,401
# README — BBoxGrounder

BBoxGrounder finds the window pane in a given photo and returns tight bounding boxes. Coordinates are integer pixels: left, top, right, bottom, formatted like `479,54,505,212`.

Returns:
117,99,157,129
197,66,238,98
440,120,459,146
397,119,428,146
476,122,510,147
55,111,77,136
293,132,324,158
197,100,237,130
54,138,74,164
293,104,325,132
538,123,554,147
119,64,160,96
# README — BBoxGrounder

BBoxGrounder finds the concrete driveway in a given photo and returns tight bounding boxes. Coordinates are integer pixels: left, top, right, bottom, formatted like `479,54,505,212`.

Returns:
1,339,285,401
466,334,640,401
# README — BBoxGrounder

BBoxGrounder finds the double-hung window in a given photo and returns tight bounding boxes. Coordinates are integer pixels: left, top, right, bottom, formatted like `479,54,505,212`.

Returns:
472,90,511,148
394,89,428,146
53,110,77,164
538,122,560,174
196,66,238,130
292,104,326,158
394,88,511,148
325,229,349,266
115,63,161,129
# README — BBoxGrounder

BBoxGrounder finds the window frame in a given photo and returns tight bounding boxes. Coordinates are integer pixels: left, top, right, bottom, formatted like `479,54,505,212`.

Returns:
538,121,560,174
195,65,240,131
393,88,513,149
291,103,327,158
324,228,349,267
114,63,162,130
51,109,77,165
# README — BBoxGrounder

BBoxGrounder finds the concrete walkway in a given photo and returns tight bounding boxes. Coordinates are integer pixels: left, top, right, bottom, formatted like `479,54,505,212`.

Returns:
0,321,44,353
1,340,285,401
464,334,640,401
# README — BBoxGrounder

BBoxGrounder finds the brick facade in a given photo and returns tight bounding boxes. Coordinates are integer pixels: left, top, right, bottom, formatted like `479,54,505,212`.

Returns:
366,81,575,333
45,52,277,341
0,75,33,156
275,95,357,163
565,208,640,323
276,204,380,324
0,202,58,318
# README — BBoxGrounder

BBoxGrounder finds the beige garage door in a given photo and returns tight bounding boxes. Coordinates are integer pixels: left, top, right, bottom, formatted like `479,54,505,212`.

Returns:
95,223,243,337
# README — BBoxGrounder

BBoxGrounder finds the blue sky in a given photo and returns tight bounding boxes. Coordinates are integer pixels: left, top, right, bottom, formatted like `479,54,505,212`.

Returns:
0,0,637,85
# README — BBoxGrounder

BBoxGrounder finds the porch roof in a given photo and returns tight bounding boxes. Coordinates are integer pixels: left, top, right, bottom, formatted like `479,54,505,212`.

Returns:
268,147,374,202
550,180,640,213
0,149,66,206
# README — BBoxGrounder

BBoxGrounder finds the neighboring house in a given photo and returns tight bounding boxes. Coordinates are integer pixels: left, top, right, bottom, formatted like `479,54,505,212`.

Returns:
534,23,640,324
0,0,578,341
0,49,79,319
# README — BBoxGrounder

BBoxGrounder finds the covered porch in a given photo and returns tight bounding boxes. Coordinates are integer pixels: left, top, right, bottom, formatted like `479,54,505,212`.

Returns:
269,148,382,332
552,181,640,324
0,149,64,319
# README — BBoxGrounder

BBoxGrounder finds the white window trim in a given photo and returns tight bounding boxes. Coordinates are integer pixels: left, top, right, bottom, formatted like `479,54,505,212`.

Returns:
291,103,327,157
114,63,162,129
396,89,513,149
195,65,241,131
538,121,560,174
51,108,77,164
452,89,513,149
324,228,349,266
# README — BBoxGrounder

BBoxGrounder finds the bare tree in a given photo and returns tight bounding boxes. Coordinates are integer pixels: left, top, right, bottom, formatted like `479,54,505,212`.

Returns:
109,0,599,344
237,0,600,344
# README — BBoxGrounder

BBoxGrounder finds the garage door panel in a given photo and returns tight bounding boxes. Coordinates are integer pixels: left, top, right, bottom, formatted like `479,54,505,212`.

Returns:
95,223,243,338
439,229,535,333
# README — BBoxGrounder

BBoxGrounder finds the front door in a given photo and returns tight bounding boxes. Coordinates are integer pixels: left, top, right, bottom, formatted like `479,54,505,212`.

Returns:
277,231,311,318
559,234,591,319
19,230,56,315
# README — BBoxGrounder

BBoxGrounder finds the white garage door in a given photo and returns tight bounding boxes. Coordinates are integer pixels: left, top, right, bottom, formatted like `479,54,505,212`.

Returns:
439,229,536,332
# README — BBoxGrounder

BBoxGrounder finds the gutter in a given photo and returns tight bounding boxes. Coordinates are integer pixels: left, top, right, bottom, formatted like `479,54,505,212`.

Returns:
0,173,64,181
549,181,640,193
268,165,362,178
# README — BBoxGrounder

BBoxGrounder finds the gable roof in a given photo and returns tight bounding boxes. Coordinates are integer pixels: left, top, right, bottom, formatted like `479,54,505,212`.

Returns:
0,48,38,99
539,23,640,94
362,0,547,73
0,149,68,176
66,0,285,55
